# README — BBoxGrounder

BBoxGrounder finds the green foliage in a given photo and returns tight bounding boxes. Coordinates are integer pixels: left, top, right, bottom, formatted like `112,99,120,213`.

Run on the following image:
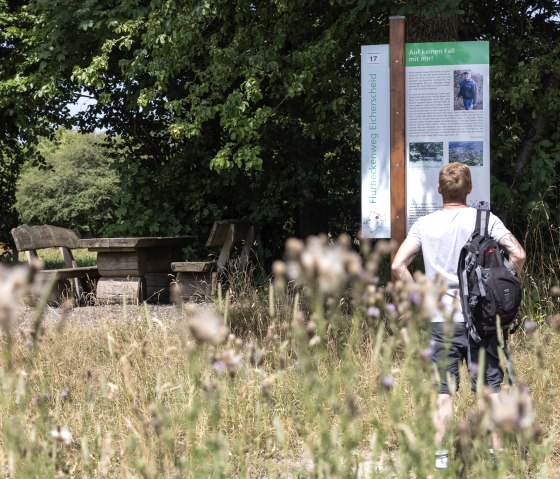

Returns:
15,130,119,236
463,1,560,234
0,0,75,254
2,0,398,259
0,149,20,260
1,1,559,263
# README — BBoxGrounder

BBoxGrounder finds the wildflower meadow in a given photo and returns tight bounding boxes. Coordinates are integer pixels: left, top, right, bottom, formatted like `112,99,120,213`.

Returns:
0,230,559,478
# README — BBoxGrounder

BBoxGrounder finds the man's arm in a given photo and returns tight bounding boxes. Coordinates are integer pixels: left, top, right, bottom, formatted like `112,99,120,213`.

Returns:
498,233,526,277
391,239,421,283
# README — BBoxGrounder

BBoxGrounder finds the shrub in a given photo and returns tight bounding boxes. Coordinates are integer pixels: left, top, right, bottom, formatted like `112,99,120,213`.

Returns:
15,130,119,236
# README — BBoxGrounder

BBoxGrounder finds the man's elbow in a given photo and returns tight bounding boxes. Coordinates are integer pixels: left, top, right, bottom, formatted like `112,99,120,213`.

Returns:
510,248,527,275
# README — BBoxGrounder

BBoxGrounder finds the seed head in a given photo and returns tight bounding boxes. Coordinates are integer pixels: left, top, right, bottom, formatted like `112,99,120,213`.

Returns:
186,307,228,345
50,426,72,445
221,349,243,376
308,335,321,348
272,260,286,278
547,314,560,332
261,376,275,399
285,238,304,260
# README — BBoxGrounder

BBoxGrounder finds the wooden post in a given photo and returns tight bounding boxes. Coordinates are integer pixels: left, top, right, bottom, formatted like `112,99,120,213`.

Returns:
389,16,406,277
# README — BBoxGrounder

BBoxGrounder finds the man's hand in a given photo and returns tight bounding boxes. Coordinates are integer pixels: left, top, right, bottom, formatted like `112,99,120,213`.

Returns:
391,239,421,283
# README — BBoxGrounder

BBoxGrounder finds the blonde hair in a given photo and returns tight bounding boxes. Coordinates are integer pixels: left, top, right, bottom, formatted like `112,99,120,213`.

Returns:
439,163,472,203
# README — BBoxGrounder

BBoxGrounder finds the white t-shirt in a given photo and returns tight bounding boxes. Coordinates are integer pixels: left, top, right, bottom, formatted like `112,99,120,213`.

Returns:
407,207,511,322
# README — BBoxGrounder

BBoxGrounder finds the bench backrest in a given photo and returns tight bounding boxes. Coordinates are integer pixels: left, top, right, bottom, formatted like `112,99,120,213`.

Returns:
11,224,82,268
206,220,255,272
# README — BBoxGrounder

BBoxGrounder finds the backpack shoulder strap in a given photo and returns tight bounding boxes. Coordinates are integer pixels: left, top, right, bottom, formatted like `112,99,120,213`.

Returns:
475,208,490,237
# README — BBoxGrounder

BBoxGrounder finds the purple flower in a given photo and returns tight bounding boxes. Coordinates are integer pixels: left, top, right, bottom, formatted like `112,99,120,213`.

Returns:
26,340,33,349
212,360,227,375
61,391,70,400
419,347,433,360
386,303,397,316
407,291,422,306
524,320,537,334
381,375,394,389
469,363,479,375
367,306,380,318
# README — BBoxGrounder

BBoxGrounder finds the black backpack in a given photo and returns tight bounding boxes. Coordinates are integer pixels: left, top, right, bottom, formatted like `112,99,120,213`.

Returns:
457,209,522,344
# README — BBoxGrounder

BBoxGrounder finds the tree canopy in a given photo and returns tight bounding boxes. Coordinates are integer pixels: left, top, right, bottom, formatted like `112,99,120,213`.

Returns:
15,130,119,236
1,0,558,262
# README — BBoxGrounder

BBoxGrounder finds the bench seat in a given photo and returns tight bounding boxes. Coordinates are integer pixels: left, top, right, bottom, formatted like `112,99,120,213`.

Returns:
11,224,99,304
36,266,100,281
172,220,255,299
170,261,217,273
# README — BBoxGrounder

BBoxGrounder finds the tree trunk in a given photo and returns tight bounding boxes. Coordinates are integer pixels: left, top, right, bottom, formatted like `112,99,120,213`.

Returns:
406,0,459,42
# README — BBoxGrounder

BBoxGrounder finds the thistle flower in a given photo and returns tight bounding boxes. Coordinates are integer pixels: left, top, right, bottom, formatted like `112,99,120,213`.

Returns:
261,376,275,399
185,306,228,345
547,314,560,333
106,382,119,400
347,393,365,417
407,290,422,306
305,319,317,337
308,335,321,348
212,360,227,375
468,363,479,375
220,349,243,376
248,342,266,367
282,234,364,295
419,347,433,361
50,426,72,445
490,387,535,435
524,320,537,336
381,375,394,390
385,303,397,317
285,238,305,260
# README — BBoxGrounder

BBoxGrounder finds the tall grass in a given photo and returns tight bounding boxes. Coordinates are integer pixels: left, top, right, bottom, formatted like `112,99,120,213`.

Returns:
0,228,558,478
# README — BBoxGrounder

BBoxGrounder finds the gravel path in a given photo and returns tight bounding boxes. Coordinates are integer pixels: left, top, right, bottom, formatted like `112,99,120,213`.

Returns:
17,303,184,328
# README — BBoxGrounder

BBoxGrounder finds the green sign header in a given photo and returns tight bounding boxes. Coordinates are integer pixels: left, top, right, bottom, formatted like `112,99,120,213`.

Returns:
406,41,489,66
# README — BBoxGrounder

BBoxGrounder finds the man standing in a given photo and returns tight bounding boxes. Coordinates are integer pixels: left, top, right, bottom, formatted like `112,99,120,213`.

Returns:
457,71,477,110
391,162,526,470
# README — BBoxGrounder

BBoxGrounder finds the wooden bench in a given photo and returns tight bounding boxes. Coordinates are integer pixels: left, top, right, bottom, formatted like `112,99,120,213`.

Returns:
171,220,255,299
11,224,99,304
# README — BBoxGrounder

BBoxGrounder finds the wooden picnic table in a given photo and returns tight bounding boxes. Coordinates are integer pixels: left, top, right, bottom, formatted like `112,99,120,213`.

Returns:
79,235,195,304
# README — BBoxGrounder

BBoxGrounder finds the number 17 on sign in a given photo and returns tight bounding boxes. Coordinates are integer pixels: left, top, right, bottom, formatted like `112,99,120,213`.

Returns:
367,53,381,64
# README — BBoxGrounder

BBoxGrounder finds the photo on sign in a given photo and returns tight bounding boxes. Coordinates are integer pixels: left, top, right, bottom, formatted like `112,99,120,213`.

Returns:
409,142,444,167
454,70,483,111
449,141,483,166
